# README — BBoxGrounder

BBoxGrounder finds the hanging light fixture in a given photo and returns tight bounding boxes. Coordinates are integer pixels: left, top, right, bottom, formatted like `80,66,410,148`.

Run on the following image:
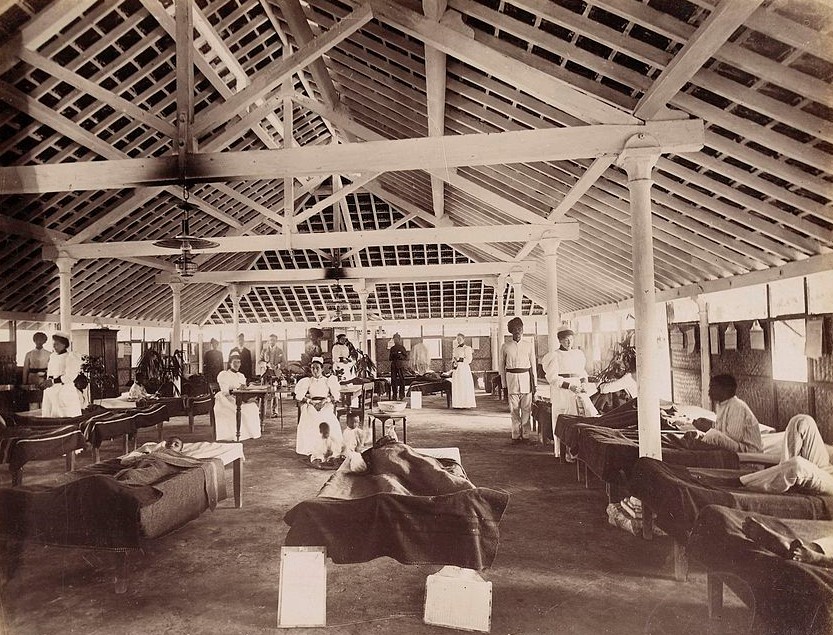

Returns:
153,184,219,278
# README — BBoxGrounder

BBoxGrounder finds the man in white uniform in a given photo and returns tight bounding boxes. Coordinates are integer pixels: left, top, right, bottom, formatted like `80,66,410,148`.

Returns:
499,317,537,444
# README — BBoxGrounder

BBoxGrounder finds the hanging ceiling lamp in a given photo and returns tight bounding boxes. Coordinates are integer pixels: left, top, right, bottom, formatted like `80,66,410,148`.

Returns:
153,184,219,278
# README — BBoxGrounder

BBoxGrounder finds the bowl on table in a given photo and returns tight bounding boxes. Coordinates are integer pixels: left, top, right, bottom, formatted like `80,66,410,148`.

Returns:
377,400,407,413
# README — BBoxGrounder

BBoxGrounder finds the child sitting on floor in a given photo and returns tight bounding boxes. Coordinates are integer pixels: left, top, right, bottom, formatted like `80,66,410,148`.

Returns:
341,413,366,454
310,422,344,469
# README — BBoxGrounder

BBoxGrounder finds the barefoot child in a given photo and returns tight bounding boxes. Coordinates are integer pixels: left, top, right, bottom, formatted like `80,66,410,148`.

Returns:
310,422,344,469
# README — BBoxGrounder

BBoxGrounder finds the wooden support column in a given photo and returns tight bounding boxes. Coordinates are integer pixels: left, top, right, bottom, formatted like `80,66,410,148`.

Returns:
541,237,562,456
590,314,603,368
197,331,204,373
540,238,561,356
170,282,183,353
696,295,711,410
495,273,508,354
229,284,241,338
55,255,75,333
510,269,524,318
353,281,371,354
255,329,262,369
618,142,662,460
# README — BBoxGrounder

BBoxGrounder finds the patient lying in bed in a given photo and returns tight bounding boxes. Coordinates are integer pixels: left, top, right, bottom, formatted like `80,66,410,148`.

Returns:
743,515,833,568
740,415,833,496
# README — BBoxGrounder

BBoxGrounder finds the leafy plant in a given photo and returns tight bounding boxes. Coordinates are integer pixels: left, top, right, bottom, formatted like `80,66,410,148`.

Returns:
80,355,118,403
595,330,636,385
135,340,184,396
350,346,376,380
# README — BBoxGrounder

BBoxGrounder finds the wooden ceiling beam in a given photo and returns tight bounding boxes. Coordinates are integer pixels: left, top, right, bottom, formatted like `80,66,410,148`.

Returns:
51,223,578,260
364,0,637,124
155,261,535,285
0,119,703,194
192,4,372,136
634,0,764,119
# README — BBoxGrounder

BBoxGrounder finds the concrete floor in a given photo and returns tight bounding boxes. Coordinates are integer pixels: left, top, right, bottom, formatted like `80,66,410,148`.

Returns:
0,392,750,635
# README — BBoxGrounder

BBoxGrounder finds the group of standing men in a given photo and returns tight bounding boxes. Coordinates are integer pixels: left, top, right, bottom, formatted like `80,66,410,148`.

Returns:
202,333,285,387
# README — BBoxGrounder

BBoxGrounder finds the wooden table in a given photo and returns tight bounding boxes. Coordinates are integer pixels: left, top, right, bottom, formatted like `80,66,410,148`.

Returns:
367,409,407,444
229,386,270,441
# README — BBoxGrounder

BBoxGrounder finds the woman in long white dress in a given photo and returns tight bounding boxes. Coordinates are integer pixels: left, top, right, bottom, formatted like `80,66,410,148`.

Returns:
294,357,343,455
214,352,261,441
450,334,476,409
42,332,84,418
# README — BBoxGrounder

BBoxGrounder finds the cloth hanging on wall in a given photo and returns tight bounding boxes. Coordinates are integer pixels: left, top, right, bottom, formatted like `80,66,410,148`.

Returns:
806,317,823,359
670,328,684,351
750,320,765,351
724,323,738,350
709,325,720,354
685,327,696,354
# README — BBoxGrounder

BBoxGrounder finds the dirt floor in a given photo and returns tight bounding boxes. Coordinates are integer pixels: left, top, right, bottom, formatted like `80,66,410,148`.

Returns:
0,391,751,635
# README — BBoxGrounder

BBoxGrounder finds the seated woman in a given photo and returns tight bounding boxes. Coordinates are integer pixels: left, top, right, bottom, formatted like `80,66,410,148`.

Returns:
213,352,261,441
740,414,833,495
294,357,343,456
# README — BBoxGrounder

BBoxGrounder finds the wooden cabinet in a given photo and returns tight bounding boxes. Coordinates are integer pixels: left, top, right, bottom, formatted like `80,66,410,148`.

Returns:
72,328,119,400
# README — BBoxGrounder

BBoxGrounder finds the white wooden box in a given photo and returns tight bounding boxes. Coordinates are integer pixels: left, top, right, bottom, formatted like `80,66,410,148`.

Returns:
424,566,492,632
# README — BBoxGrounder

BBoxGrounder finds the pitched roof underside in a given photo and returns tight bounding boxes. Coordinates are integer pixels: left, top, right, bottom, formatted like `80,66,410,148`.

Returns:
0,0,831,325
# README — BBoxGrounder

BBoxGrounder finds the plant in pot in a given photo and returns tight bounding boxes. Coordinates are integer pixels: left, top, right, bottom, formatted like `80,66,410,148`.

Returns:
135,341,184,396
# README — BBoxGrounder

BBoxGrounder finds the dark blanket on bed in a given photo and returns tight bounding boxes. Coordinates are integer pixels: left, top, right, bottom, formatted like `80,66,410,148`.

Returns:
555,399,639,449
578,427,739,482
0,452,225,548
630,458,833,541
1,425,86,473
689,505,833,635
284,443,509,569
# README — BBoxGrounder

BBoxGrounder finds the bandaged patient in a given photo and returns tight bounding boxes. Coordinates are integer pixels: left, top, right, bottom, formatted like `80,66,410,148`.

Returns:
740,414,833,496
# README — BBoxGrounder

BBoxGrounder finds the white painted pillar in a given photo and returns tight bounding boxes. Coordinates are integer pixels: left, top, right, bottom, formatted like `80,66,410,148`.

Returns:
510,269,524,318
618,143,662,460
492,273,506,370
540,238,561,357
490,324,499,370
696,295,711,410
170,282,183,353
55,255,75,333
255,326,262,354
229,284,240,338
590,314,603,368
197,331,204,373
353,281,371,354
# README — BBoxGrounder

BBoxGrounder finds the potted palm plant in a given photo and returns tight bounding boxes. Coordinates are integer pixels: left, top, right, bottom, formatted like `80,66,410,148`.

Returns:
135,341,184,396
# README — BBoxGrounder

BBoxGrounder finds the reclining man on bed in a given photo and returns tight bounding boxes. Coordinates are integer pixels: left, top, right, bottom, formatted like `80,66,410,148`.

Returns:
685,373,762,453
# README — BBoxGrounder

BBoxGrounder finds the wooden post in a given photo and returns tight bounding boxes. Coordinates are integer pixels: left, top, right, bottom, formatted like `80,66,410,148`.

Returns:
55,255,75,333
618,141,662,460
696,295,711,410
541,238,561,454
509,269,524,318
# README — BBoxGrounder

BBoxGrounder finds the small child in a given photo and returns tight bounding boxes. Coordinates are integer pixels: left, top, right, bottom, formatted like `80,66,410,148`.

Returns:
341,413,366,454
310,422,344,469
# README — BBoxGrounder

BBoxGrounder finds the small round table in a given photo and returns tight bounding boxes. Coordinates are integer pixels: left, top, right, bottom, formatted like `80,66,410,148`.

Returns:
367,410,407,444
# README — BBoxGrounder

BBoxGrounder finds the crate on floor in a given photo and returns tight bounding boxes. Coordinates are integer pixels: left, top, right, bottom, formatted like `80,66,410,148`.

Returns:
424,565,492,632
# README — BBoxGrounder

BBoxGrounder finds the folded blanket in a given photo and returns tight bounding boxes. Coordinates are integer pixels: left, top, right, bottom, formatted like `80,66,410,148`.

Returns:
285,443,509,569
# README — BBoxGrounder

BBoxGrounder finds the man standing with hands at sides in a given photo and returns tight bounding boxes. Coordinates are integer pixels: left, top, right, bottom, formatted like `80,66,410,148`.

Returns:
389,333,409,400
203,338,224,390
499,317,537,444
230,333,254,381
261,333,284,376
